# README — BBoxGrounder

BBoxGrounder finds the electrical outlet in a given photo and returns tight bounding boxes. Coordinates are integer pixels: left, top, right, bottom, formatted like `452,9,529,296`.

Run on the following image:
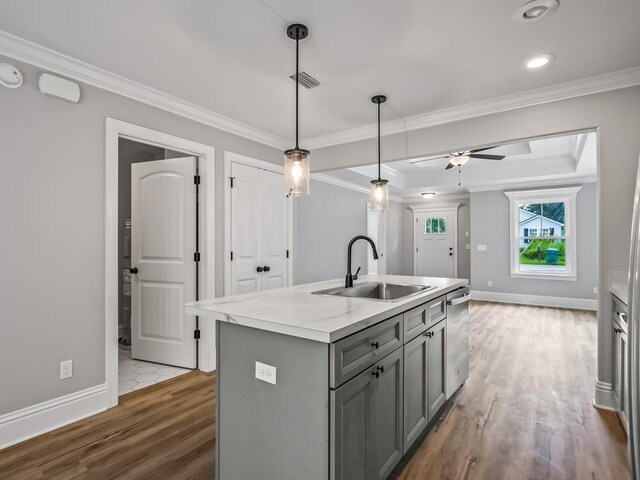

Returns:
488,280,493,287
593,287,598,295
60,360,73,380
465,244,471,250
465,231,469,237
255,361,276,385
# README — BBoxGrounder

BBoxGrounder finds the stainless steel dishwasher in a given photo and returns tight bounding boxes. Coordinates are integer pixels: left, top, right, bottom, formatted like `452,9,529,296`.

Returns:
445,286,470,399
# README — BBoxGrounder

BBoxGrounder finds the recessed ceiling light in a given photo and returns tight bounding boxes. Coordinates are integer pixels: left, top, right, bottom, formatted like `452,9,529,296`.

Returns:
513,0,559,23
421,192,436,199
524,54,555,70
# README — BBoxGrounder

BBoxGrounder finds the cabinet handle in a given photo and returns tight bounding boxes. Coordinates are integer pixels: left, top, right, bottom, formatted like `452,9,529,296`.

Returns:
256,266,264,272
424,331,433,338
371,342,379,349
263,266,271,272
377,365,384,373
615,328,623,334
371,370,380,378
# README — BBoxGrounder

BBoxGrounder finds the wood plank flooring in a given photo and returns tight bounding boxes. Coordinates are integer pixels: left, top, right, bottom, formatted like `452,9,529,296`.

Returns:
0,302,630,479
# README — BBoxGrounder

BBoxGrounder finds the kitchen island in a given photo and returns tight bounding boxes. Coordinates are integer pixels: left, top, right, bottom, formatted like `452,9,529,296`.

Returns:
186,274,469,480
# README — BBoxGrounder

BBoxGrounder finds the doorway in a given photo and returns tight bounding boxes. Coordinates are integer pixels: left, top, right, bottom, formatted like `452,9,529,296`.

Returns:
412,204,459,278
224,152,293,295
105,118,216,408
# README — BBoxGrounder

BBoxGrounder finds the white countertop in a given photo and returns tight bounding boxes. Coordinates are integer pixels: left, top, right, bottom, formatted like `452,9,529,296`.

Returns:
186,275,468,343
610,271,629,305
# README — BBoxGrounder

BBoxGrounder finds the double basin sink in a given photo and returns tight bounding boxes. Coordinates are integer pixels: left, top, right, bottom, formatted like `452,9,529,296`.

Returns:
312,281,434,302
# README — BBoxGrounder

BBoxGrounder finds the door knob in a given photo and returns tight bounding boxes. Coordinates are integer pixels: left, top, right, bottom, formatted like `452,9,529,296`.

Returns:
263,266,271,272
449,253,453,256
129,267,138,274
256,266,264,272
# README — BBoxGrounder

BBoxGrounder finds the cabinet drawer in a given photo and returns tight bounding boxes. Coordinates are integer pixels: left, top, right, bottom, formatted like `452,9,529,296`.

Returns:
403,295,446,342
331,315,403,388
612,294,628,330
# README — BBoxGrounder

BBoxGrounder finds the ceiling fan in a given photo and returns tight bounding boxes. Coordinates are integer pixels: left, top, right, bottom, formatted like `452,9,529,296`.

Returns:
410,146,506,170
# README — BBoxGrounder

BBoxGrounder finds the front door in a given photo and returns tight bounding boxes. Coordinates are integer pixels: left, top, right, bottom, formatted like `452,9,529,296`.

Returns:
229,162,290,295
415,210,455,278
131,157,197,369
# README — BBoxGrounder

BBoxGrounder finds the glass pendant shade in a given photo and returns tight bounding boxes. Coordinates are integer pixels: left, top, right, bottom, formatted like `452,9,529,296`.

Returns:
450,154,470,166
284,148,310,196
370,179,389,210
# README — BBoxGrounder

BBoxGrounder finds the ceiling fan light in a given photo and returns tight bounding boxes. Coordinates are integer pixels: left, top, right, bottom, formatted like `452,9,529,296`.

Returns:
284,148,310,196
370,179,389,211
421,192,436,199
524,5,548,17
450,155,470,166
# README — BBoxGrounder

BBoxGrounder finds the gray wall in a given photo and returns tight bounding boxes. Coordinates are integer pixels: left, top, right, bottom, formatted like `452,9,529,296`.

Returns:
0,56,282,415
470,183,597,299
312,85,640,396
293,180,405,284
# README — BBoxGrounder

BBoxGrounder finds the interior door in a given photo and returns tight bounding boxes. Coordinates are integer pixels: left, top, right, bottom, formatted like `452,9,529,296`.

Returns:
230,163,262,294
230,162,290,295
131,157,197,369
416,211,455,277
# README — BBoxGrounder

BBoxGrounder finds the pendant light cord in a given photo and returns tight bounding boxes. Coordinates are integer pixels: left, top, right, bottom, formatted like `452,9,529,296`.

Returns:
295,30,299,150
377,101,381,181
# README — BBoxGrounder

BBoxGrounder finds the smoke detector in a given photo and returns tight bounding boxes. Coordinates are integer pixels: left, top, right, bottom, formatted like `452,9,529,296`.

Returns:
0,63,23,88
513,0,559,23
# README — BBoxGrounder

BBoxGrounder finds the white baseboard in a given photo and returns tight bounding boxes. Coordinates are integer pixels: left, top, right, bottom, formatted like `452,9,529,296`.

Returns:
470,290,597,310
593,379,618,411
0,383,107,450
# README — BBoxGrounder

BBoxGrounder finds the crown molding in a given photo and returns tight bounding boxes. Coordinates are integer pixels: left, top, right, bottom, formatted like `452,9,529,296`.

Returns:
311,173,403,202
304,66,640,149
0,29,290,150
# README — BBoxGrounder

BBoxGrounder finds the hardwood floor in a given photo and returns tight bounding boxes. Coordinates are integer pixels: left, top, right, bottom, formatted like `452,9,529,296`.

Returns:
0,302,630,479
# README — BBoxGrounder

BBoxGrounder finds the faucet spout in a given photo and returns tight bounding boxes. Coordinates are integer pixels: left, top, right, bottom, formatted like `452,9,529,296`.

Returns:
346,235,379,288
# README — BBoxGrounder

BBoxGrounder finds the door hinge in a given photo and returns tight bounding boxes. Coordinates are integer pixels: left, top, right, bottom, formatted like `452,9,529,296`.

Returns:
416,218,418,223
194,175,201,185
194,252,201,262
230,251,234,261
230,176,235,188
286,249,289,258
194,329,201,339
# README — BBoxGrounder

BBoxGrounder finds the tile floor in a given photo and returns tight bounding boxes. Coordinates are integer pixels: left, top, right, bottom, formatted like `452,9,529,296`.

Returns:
118,349,190,396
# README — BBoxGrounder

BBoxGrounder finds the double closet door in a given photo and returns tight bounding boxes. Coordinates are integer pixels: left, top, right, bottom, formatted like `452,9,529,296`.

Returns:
229,162,291,295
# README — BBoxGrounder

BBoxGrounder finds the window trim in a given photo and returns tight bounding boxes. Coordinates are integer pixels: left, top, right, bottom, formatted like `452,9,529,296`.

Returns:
505,186,581,281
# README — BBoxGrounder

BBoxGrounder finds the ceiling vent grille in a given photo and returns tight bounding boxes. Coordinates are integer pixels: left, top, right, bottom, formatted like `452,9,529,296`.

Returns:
289,71,321,89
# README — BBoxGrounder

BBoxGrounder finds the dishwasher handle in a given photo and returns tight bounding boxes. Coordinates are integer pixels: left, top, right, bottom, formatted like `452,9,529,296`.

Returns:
447,293,471,306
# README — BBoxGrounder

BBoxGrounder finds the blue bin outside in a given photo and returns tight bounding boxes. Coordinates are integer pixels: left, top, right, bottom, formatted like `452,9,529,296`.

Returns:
545,248,559,264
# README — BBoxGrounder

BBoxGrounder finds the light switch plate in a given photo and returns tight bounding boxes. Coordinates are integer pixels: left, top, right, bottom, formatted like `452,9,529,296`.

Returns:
477,245,487,251
122,269,132,283
255,361,276,385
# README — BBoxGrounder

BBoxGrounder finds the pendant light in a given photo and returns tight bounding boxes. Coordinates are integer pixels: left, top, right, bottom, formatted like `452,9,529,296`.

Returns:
370,95,389,210
284,24,310,197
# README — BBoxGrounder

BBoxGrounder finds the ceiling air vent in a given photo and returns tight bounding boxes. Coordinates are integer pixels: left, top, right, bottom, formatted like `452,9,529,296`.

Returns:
289,71,321,89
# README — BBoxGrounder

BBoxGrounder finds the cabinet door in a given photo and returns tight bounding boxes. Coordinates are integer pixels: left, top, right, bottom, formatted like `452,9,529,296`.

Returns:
403,334,428,453
427,320,447,420
372,348,404,480
331,369,375,480
621,329,629,432
613,324,622,407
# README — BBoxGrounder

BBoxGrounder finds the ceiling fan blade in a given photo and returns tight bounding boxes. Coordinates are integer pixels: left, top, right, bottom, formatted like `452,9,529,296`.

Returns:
410,155,450,164
469,154,505,160
444,162,455,170
469,146,502,154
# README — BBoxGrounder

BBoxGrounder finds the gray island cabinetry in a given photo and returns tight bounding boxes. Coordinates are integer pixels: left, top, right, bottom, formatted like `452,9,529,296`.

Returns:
185,275,469,480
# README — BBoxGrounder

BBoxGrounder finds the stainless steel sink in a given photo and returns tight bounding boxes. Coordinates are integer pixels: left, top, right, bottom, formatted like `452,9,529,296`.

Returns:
312,282,434,302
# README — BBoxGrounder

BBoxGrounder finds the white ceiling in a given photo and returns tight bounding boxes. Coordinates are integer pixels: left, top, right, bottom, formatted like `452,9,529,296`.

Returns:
320,131,597,197
1,1,638,143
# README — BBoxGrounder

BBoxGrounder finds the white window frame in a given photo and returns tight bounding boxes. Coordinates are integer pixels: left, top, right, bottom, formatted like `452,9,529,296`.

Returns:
505,186,581,281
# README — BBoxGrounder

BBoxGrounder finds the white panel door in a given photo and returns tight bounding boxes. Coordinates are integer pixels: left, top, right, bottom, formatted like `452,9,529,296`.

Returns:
230,163,263,294
260,169,289,291
416,211,455,278
131,157,196,369
230,162,290,295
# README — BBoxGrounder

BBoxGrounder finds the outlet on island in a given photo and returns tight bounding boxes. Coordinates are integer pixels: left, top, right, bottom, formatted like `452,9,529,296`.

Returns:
255,361,276,385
